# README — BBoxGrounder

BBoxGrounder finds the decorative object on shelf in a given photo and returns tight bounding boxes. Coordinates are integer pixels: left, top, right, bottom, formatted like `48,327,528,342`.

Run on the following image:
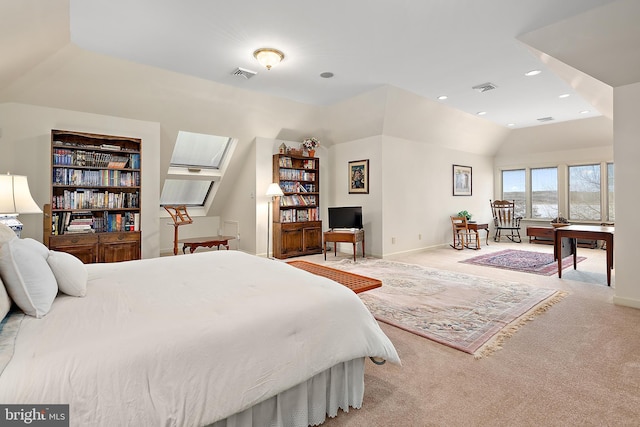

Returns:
348,159,369,194
457,210,472,221
550,214,570,228
453,164,472,196
301,137,320,157
253,48,285,70
266,182,284,258
278,143,287,154
0,173,42,237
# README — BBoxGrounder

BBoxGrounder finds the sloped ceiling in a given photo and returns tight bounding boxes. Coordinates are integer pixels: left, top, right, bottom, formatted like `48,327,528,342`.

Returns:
0,0,70,93
518,0,640,88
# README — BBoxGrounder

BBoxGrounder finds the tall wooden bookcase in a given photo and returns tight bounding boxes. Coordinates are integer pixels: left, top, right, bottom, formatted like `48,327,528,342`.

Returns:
272,153,322,259
44,129,142,263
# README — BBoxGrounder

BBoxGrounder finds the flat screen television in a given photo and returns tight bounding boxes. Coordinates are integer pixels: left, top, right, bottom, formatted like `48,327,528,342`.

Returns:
328,206,363,230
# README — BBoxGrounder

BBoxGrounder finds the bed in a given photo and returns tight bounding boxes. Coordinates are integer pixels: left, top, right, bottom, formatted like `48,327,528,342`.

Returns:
0,230,399,427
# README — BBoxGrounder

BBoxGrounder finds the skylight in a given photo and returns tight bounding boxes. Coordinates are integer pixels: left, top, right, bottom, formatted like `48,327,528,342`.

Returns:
159,131,235,207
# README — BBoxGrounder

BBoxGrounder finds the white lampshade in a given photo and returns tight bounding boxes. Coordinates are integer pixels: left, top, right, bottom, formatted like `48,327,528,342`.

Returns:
253,48,285,70
266,183,284,197
0,174,42,214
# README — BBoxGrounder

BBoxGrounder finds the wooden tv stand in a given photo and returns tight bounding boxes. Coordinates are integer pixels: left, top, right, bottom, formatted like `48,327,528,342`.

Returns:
323,229,365,262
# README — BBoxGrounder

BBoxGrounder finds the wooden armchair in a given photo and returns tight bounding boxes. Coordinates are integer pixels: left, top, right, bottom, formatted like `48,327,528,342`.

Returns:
450,216,480,250
489,200,522,242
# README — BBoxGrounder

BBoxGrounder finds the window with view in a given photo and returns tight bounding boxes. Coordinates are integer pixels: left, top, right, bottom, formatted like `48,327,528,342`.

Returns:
531,167,558,219
501,169,525,218
569,164,601,221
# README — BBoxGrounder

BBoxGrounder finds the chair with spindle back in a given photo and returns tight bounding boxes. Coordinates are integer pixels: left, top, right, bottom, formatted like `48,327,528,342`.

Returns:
489,200,522,242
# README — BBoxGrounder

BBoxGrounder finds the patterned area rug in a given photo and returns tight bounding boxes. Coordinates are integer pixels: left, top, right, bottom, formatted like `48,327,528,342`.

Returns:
461,249,585,276
327,259,567,358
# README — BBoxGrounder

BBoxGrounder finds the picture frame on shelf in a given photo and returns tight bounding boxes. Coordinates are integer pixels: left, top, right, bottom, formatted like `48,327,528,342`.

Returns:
453,164,472,196
349,159,369,194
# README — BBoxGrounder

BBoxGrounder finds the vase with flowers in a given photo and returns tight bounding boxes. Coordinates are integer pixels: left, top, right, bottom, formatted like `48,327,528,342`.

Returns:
302,137,320,157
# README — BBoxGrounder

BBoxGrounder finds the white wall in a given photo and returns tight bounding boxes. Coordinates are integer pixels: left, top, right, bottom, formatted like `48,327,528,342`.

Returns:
0,102,161,258
612,82,640,308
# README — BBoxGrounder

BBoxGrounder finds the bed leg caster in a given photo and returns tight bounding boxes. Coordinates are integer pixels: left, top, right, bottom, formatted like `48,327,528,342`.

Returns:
370,357,386,365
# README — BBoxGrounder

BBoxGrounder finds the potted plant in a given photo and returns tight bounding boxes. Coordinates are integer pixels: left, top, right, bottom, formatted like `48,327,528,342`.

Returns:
301,137,319,157
457,210,472,221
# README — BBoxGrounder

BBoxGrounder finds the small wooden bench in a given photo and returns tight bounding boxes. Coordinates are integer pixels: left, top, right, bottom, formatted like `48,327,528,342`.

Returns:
178,235,236,254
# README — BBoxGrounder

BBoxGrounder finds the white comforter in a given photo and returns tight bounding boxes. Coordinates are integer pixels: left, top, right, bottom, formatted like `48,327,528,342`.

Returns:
0,251,399,426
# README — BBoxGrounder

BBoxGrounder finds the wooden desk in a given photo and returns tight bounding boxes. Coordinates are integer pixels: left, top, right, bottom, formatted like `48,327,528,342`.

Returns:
555,225,614,286
324,229,365,262
468,222,489,246
178,235,236,254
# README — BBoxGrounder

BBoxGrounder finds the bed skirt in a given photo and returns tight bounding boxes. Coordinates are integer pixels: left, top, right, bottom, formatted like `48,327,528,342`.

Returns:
209,358,365,427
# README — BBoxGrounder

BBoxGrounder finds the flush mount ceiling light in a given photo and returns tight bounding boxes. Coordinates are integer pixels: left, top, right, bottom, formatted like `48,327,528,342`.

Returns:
253,48,285,70
525,69,542,76
437,95,448,100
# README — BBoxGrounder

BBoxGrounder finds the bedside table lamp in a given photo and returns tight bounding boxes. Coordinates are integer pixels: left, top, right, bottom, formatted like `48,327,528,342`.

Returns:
265,183,284,258
0,173,42,237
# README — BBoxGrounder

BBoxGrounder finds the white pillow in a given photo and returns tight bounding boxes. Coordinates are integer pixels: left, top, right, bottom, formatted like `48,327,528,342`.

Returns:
47,250,87,297
0,275,10,321
0,238,58,318
0,222,17,248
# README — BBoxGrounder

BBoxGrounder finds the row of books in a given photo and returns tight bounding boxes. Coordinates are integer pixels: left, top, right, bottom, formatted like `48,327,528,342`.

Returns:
54,140,138,153
279,208,319,223
51,211,140,234
279,181,316,193
53,149,140,169
277,157,316,170
279,169,316,181
53,168,140,187
279,195,316,207
52,190,139,210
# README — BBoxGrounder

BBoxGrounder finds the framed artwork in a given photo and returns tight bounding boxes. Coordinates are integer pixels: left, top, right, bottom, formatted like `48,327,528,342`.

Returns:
349,159,369,194
453,164,472,196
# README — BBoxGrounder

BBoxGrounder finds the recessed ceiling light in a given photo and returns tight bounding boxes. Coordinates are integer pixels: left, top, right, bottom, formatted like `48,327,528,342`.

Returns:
320,72,334,78
477,111,487,116
559,93,570,99
507,123,515,127
437,95,448,100
580,110,590,114
525,70,541,77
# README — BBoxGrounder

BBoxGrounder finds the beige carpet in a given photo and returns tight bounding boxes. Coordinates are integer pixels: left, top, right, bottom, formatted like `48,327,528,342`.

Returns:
295,241,640,426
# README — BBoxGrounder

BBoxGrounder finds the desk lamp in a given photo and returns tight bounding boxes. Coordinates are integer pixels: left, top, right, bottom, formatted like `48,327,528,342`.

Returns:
265,183,284,258
0,173,42,237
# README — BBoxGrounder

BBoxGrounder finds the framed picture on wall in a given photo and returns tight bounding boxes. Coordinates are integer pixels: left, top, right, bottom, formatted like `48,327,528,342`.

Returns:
349,159,369,194
453,164,472,196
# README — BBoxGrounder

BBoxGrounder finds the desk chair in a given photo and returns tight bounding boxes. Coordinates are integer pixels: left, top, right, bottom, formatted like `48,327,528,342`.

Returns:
450,216,480,250
164,205,193,255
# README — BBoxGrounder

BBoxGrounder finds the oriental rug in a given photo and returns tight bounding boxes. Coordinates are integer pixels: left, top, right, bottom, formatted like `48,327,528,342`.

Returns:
460,249,585,276
327,258,567,358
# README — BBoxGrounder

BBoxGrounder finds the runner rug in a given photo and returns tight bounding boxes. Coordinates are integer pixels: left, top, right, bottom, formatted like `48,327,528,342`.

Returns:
460,249,585,276
327,258,567,358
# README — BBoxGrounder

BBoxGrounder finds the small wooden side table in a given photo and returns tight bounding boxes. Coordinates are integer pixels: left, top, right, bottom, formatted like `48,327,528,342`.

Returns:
467,222,490,246
323,229,365,262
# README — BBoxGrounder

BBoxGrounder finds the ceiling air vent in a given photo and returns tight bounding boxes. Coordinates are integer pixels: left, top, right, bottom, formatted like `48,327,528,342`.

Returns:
472,82,497,93
537,116,554,122
231,67,257,79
